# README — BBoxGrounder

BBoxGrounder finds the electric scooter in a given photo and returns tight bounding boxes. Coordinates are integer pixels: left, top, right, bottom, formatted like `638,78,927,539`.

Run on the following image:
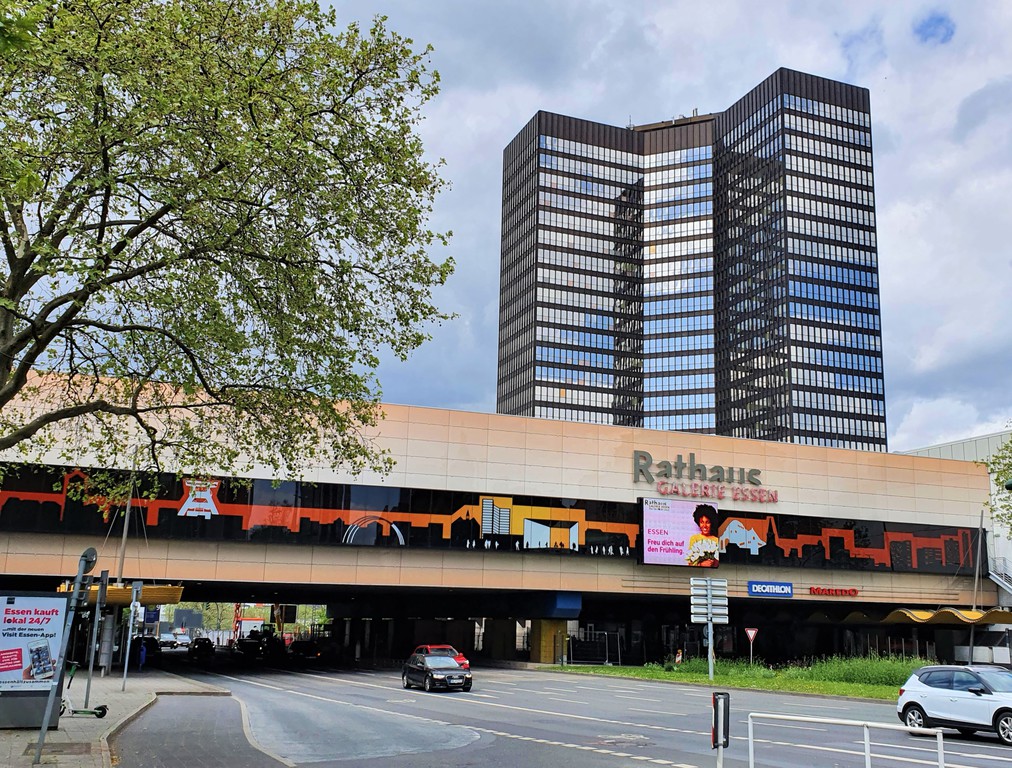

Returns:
60,660,108,718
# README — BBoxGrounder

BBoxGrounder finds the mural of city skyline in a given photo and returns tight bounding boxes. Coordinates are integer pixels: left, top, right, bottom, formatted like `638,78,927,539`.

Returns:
0,464,984,575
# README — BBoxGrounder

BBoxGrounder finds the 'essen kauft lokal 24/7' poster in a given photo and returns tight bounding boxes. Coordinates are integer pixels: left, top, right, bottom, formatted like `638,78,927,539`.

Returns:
0,595,68,691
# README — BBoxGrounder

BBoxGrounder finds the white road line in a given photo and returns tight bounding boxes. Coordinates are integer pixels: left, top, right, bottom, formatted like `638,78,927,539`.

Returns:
779,701,854,710
470,727,695,767
738,721,827,732
617,695,661,701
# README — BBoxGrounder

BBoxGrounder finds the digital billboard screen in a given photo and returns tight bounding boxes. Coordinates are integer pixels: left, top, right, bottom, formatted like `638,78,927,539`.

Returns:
641,497,720,567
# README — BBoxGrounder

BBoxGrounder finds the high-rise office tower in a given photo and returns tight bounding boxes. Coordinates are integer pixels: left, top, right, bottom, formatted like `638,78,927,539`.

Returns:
496,68,886,451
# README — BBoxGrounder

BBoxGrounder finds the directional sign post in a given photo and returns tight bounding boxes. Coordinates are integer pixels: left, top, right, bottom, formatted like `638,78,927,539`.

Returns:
690,577,729,681
745,627,758,665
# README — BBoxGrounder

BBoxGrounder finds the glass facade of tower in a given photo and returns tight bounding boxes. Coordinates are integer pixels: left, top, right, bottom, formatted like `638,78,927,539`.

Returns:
714,70,885,450
498,112,647,426
642,121,716,432
498,69,887,450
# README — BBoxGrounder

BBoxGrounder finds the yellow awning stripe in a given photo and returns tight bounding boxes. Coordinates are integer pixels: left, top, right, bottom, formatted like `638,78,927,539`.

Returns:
57,583,184,606
882,607,1012,625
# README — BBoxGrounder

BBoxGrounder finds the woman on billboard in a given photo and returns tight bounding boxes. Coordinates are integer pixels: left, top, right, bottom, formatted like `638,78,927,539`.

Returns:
686,504,719,567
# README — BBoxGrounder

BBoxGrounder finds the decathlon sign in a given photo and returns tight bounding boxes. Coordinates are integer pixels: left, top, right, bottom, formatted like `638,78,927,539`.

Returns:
747,581,793,598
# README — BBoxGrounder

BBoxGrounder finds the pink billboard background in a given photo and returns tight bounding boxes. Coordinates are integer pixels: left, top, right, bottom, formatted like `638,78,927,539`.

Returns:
642,497,720,567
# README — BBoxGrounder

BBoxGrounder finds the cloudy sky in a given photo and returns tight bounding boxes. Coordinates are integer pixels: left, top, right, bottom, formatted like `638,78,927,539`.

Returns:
335,0,1012,453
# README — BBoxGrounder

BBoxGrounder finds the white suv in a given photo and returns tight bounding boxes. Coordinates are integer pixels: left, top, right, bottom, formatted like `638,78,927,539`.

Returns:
897,664,1012,745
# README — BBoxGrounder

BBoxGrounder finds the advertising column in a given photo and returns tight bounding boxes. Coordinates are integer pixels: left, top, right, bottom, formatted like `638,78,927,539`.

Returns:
0,593,70,728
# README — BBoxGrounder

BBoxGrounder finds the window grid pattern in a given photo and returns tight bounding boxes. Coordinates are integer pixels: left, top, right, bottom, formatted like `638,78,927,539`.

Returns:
499,70,888,451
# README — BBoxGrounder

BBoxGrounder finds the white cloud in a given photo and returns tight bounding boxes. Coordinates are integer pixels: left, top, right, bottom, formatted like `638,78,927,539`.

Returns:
890,397,1011,452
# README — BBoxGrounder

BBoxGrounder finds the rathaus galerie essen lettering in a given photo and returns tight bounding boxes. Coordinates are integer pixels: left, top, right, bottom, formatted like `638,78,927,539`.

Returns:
497,68,886,451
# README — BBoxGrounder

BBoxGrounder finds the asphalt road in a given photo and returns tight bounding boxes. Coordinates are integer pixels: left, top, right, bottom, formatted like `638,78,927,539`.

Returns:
113,655,1012,768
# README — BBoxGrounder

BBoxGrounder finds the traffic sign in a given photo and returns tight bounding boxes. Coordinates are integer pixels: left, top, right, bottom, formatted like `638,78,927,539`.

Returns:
745,626,758,664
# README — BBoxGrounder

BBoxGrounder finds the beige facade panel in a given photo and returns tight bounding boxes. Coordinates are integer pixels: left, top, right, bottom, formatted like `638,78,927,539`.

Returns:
0,405,995,614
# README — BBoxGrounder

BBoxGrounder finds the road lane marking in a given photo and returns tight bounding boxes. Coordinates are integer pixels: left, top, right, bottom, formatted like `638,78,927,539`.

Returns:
617,695,661,701
470,727,696,766
780,701,854,710
737,720,827,731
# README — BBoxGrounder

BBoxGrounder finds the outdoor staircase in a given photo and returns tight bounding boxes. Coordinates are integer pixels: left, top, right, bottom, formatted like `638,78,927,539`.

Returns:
989,557,1012,597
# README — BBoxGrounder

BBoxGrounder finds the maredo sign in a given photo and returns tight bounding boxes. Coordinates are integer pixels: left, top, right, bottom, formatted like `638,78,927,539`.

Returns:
633,450,780,504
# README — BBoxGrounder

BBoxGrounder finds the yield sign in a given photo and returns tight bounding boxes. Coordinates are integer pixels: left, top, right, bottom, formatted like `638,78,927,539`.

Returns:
745,627,758,643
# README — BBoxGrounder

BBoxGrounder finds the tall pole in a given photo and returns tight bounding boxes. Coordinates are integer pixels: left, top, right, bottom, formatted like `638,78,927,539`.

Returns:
34,549,97,765
84,570,108,707
707,618,715,681
115,482,134,586
969,508,984,662
121,581,143,692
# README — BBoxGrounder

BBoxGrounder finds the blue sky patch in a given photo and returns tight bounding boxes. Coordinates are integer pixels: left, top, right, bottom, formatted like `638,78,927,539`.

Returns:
914,12,956,44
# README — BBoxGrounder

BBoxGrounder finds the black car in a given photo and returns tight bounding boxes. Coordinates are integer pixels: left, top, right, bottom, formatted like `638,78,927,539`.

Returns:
288,639,323,663
188,637,215,661
402,653,472,692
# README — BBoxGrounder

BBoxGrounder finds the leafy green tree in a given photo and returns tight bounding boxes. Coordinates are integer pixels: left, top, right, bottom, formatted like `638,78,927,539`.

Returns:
0,0,452,482
0,0,41,53
986,434,1012,531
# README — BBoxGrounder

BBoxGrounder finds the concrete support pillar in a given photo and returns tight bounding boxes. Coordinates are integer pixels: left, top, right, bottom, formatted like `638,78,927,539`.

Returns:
529,618,568,664
484,618,520,660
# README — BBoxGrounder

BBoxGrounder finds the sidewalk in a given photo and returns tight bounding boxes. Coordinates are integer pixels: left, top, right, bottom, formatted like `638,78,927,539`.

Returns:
0,667,229,767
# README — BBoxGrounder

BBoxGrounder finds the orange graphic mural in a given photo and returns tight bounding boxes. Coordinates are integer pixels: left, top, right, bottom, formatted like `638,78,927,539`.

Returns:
719,515,975,570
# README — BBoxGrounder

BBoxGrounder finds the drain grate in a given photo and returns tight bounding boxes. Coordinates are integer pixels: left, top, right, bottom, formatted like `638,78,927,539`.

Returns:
23,742,92,756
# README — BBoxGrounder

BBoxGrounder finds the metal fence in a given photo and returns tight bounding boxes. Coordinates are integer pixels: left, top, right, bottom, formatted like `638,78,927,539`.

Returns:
567,631,623,665
747,712,945,768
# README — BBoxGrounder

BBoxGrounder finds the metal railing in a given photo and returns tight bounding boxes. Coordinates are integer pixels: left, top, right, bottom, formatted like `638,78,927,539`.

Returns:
746,712,945,768
567,631,623,665
991,557,1012,594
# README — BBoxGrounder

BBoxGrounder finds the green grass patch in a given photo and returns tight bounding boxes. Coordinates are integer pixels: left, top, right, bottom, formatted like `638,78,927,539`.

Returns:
551,654,926,700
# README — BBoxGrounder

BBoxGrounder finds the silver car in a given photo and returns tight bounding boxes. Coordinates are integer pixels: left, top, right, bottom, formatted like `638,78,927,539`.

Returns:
897,664,1012,745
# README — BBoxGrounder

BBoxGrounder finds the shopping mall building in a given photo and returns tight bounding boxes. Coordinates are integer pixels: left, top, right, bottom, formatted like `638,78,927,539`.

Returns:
0,404,1001,665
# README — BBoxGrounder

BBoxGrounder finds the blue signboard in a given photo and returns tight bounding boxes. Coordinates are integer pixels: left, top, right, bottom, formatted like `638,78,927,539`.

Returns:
747,581,793,598
143,608,160,623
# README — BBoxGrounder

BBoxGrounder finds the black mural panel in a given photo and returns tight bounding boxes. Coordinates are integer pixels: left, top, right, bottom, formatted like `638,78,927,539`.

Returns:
0,464,984,575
